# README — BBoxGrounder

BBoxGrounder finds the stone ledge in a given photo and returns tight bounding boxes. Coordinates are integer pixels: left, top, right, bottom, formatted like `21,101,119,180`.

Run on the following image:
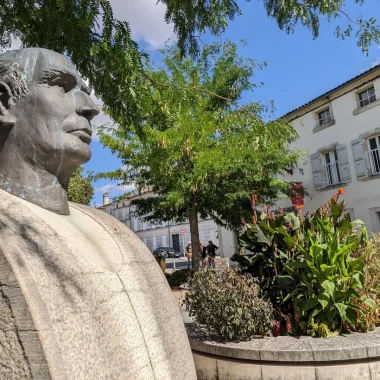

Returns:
182,310,380,363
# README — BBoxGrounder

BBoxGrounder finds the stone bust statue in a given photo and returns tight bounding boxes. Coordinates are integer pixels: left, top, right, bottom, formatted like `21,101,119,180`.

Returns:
0,48,99,214
0,49,196,380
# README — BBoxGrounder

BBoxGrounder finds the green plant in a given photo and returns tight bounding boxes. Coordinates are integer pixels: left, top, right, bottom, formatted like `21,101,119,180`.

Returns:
283,197,374,336
165,269,191,288
354,234,380,330
184,268,273,341
231,204,304,308
232,192,376,336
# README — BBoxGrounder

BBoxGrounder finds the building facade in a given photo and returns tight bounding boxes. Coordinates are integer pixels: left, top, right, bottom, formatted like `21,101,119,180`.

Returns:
98,191,220,254
277,64,380,232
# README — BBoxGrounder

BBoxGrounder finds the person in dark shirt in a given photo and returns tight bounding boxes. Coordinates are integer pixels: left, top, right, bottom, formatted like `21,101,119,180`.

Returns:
206,240,218,268
200,243,208,268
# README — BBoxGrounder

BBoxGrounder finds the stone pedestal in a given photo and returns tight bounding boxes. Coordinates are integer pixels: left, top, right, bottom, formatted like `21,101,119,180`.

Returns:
0,190,196,380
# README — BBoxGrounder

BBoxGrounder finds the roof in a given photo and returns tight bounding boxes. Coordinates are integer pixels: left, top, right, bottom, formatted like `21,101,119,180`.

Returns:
281,63,380,120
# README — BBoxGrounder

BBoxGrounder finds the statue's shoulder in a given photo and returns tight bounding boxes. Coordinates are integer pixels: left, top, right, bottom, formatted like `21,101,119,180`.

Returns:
68,202,136,238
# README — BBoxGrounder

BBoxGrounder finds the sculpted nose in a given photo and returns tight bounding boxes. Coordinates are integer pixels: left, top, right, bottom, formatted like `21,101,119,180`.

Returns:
75,92,100,121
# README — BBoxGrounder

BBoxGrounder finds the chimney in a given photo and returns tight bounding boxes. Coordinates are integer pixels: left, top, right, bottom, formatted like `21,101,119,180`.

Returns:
103,193,110,205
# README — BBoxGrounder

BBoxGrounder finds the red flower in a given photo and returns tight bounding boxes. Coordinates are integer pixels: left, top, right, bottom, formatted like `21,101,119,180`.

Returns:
272,321,281,337
338,188,345,195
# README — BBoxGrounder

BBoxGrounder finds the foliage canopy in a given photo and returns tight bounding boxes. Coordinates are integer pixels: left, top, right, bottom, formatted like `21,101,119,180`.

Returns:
95,41,300,266
67,167,94,205
0,0,379,139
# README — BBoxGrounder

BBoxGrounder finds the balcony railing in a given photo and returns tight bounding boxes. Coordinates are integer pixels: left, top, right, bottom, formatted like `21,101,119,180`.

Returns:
368,149,380,175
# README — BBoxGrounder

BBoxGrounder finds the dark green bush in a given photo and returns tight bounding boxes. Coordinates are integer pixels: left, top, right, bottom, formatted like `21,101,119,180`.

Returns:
232,192,375,337
184,268,273,341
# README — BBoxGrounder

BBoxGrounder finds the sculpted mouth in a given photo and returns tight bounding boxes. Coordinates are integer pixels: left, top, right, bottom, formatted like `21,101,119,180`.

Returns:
67,128,92,144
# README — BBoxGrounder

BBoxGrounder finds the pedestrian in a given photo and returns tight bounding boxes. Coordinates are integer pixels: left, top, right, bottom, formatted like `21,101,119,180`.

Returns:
206,240,218,269
185,241,192,269
200,243,208,268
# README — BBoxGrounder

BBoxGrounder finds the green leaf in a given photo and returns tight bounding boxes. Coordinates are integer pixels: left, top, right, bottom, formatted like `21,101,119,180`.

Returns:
335,303,348,319
276,275,295,289
320,264,336,277
254,225,270,245
321,280,336,299
304,298,319,311
318,293,330,309
331,197,341,220
282,288,301,304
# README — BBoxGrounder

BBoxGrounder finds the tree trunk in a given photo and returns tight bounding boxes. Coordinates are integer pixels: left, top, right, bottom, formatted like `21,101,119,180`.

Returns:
189,204,201,269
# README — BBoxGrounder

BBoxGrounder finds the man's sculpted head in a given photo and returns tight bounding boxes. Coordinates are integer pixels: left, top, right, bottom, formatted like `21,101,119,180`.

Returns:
0,48,99,214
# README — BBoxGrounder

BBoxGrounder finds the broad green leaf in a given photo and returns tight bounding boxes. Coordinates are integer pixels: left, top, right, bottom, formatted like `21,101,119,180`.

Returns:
335,303,348,319
320,264,336,277
276,275,295,289
254,225,270,245
304,298,319,311
331,242,358,264
321,280,335,299
330,197,341,220
318,293,330,309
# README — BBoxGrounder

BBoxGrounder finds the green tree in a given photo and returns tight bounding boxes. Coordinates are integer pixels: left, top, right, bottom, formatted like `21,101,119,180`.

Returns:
0,0,378,138
96,41,301,267
67,167,94,205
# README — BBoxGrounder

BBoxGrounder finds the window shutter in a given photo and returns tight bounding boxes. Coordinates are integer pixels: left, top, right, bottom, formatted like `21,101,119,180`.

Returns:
310,153,325,189
336,144,351,182
351,138,369,179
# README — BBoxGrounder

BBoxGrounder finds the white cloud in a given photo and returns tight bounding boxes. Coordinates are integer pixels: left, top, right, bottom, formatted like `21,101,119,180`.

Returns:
95,183,135,194
110,0,175,49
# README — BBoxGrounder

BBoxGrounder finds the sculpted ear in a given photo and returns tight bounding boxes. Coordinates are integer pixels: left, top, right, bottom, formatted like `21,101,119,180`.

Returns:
0,81,16,128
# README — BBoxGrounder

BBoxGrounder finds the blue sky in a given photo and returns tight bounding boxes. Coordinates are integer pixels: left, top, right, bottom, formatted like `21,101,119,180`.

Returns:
88,0,380,206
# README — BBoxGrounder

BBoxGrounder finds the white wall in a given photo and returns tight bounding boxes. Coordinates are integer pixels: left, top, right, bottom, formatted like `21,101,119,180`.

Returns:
281,75,380,233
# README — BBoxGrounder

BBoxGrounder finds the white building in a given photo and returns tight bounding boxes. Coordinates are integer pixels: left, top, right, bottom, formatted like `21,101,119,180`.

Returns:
98,190,221,254
278,63,380,232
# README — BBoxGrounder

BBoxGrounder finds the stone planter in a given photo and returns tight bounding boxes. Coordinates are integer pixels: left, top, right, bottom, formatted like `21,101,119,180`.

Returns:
182,311,380,380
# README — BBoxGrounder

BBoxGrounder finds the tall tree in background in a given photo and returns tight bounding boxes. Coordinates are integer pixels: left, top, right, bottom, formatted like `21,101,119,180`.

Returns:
0,0,379,135
96,41,301,268
67,167,94,205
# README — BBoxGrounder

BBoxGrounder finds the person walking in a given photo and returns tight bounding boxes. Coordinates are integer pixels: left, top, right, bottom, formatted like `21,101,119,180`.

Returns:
206,240,218,269
200,243,208,268
185,241,192,269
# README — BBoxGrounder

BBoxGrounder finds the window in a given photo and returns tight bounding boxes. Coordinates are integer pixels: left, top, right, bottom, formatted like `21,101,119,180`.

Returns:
358,86,376,108
318,108,332,126
311,144,351,190
324,150,341,185
368,135,380,175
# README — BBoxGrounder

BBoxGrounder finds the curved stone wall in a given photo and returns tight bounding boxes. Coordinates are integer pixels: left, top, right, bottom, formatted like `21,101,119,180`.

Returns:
182,311,380,380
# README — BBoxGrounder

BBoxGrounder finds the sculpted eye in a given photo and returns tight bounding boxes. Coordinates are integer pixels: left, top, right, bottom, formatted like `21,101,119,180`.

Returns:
50,75,76,93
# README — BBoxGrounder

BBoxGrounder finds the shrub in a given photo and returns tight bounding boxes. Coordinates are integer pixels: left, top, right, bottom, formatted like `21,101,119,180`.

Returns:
354,234,380,331
184,268,273,341
165,269,191,288
232,191,375,337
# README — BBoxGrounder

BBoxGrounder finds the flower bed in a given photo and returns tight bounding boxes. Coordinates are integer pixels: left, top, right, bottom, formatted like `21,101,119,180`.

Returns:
182,310,380,380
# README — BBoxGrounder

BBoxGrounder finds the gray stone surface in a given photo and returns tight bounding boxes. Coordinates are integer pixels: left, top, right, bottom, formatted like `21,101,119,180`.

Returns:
0,47,196,379
0,192,196,379
183,309,380,364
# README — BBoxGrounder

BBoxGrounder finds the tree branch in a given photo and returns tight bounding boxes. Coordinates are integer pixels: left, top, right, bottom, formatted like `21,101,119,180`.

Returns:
143,73,260,120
